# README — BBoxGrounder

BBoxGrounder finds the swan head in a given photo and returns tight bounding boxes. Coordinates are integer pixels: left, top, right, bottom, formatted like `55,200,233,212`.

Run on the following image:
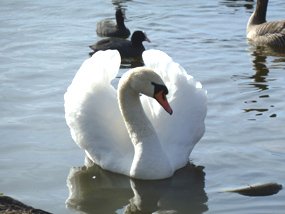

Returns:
124,67,173,115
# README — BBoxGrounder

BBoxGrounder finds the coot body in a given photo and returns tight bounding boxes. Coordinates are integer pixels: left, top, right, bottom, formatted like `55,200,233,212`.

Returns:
89,31,150,61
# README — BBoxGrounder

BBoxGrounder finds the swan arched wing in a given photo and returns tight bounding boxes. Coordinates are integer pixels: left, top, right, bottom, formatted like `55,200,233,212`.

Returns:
64,50,132,173
142,50,207,169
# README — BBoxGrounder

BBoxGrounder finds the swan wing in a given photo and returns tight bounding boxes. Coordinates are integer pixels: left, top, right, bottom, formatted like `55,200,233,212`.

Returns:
142,49,207,169
64,50,132,173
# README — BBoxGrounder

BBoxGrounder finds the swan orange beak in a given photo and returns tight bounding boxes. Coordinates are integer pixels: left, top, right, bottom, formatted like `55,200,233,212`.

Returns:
154,91,173,115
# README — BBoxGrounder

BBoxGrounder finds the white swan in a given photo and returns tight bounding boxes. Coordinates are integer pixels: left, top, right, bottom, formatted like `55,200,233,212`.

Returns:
247,0,285,48
64,49,207,180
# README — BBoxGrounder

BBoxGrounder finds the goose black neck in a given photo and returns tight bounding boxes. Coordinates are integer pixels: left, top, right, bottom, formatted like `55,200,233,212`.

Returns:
116,9,125,27
252,0,268,24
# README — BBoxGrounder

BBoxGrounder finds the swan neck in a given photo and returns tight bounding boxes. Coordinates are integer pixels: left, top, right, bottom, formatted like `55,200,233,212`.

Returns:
249,0,268,26
118,76,174,179
118,85,157,146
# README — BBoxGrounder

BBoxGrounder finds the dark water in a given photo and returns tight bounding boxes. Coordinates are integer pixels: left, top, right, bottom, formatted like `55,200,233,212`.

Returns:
0,0,285,213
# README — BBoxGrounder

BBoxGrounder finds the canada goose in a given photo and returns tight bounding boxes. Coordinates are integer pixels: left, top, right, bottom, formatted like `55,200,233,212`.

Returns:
247,0,285,49
96,8,130,39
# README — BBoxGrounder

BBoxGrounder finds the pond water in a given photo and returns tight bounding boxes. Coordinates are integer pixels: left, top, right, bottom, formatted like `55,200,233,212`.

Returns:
0,0,285,213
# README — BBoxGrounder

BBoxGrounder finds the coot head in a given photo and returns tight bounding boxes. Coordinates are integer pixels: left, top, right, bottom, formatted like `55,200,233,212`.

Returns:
131,31,151,45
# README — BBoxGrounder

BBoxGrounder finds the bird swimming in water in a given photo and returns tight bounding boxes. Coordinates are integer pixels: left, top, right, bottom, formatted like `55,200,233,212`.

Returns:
89,31,150,64
96,8,131,39
247,0,285,50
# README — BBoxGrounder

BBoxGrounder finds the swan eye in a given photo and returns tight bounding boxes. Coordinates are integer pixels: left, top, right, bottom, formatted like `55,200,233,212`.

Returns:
151,82,168,97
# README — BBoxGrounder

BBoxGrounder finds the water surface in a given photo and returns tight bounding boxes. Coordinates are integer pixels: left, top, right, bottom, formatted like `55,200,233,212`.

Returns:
0,0,285,213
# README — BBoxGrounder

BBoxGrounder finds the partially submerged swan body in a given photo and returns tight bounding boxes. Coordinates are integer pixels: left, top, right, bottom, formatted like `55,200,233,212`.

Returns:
64,49,207,180
247,0,285,49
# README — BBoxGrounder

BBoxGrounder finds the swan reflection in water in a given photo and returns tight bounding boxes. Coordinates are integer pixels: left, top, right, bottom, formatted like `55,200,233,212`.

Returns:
66,161,208,214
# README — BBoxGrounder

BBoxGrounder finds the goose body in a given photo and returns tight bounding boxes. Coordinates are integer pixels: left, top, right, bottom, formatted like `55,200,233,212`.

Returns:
247,0,285,48
64,49,207,180
96,8,130,39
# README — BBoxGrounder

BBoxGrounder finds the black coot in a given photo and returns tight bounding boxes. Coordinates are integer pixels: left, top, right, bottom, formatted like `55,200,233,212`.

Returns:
89,31,150,62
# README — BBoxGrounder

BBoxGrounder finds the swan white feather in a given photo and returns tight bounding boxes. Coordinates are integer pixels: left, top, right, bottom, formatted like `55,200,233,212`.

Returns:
142,50,207,170
64,49,207,179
